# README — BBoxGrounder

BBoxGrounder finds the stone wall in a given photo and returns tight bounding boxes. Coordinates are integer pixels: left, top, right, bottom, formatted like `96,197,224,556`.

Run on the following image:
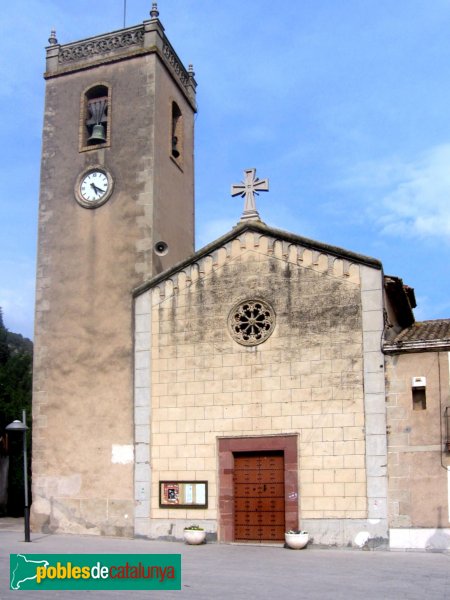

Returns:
385,351,450,530
32,35,195,536
134,231,386,544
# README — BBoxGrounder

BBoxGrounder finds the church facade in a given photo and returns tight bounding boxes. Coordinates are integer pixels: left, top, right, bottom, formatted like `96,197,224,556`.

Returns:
132,218,389,545
31,6,450,549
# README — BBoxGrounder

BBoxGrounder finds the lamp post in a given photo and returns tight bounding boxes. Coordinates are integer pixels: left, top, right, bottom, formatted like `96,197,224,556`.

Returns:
6,410,30,542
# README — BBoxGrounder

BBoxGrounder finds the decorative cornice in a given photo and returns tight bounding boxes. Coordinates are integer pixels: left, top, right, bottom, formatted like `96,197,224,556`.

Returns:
58,26,145,64
44,20,197,108
134,220,381,298
133,225,369,306
162,42,190,87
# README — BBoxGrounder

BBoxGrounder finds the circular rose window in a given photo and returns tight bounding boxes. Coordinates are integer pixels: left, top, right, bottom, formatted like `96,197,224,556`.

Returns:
228,299,275,346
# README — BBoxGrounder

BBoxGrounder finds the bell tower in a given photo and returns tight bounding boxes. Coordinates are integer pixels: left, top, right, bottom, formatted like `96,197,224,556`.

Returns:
31,5,196,535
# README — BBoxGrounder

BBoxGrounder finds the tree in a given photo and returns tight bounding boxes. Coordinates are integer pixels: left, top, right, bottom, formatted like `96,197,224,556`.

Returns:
0,308,32,516
0,308,9,366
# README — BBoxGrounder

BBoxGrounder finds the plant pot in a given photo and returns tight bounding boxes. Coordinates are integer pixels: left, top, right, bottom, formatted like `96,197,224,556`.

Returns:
183,529,206,545
285,532,309,549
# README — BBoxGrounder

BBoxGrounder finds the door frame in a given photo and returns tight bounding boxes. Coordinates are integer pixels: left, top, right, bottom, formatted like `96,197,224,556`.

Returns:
218,435,298,542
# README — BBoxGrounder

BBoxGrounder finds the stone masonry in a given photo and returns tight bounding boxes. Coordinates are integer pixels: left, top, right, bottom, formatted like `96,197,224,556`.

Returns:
134,223,388,545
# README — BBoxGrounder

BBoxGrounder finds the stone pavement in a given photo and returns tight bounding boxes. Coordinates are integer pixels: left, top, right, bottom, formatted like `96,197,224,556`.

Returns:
1,519,449,599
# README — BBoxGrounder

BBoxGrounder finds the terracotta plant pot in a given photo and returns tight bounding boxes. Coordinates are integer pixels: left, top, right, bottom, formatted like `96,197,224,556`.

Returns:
285,532,309,549
183,529,206,545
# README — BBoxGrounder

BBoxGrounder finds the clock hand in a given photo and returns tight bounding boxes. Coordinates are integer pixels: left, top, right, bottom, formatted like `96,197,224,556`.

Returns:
90,183,106,195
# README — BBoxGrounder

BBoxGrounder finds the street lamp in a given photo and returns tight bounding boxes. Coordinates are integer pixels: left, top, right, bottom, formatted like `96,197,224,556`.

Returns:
6,410,30,542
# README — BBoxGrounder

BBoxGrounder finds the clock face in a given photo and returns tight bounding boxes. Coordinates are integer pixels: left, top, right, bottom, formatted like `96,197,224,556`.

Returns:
80,170,109,202
75,167,113,208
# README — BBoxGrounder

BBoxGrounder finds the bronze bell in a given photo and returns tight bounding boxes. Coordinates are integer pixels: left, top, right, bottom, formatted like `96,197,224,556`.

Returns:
87,123,106,145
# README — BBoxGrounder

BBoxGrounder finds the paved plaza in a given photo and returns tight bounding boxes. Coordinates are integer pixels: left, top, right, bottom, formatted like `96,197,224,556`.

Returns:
1,519,449,599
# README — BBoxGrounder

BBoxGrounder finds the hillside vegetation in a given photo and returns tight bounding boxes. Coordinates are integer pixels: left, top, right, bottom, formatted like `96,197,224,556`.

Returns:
0,308,32,516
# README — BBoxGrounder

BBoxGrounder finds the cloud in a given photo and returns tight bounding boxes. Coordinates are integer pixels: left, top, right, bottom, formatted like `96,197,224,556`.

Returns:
379,145,450,238
339,144,450,241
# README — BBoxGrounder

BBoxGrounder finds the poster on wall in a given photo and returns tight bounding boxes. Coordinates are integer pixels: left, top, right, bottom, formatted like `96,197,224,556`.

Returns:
163,483,180,504
159,481,208,508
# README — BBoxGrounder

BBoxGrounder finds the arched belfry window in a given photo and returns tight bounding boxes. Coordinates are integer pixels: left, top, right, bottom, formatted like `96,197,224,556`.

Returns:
171,101,183,161
80,84,110,150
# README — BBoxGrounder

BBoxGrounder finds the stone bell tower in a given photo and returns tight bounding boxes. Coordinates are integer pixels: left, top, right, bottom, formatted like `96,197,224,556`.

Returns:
31,4,196,535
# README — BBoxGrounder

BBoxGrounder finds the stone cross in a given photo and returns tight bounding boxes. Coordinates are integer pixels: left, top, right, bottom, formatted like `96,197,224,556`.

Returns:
231,168,269,221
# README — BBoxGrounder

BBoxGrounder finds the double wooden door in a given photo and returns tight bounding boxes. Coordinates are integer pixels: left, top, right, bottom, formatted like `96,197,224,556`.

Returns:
233,451,285,542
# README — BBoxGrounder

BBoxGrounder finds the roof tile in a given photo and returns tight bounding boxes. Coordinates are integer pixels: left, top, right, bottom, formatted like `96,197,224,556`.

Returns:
394,319,450,343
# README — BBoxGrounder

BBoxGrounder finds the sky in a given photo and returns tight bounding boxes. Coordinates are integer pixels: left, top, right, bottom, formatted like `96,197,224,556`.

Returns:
0,0,449,339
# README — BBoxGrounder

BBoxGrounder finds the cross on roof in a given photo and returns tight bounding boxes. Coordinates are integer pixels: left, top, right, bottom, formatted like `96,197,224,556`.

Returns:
231,168,269,222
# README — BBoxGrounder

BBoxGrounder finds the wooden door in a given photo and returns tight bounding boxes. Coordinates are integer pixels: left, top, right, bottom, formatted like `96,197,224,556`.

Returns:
233,451,285,542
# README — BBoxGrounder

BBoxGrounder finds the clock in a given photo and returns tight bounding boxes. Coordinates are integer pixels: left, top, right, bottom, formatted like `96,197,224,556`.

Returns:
75,166,114,208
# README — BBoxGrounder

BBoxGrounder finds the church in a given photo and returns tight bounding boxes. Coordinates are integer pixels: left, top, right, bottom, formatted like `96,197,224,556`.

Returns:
31,5,450,550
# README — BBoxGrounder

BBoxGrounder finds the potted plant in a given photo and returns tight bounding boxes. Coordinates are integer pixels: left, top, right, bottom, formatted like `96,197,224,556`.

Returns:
183,525,206,545
285,529,309,549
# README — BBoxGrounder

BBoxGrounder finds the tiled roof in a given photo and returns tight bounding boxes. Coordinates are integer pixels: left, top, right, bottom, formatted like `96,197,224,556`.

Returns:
384,319,450,353
395,319,450,343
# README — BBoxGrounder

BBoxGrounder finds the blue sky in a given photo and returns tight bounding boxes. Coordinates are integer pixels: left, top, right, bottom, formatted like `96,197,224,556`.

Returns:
1,0,449,338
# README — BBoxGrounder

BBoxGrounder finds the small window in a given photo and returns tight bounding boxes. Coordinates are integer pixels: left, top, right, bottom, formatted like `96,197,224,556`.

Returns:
80,84,110,151
445,407,450,452
412,387,426,411
171,101,183,160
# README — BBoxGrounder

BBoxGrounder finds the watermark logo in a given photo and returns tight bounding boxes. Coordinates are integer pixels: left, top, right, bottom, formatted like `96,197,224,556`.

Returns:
10,554,181,590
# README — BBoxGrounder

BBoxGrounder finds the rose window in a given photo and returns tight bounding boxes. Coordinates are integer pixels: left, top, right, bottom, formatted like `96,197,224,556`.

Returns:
228,299,275,346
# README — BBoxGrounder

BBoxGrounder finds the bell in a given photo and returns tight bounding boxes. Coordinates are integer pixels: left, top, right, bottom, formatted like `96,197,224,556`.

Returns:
87,123,106,145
